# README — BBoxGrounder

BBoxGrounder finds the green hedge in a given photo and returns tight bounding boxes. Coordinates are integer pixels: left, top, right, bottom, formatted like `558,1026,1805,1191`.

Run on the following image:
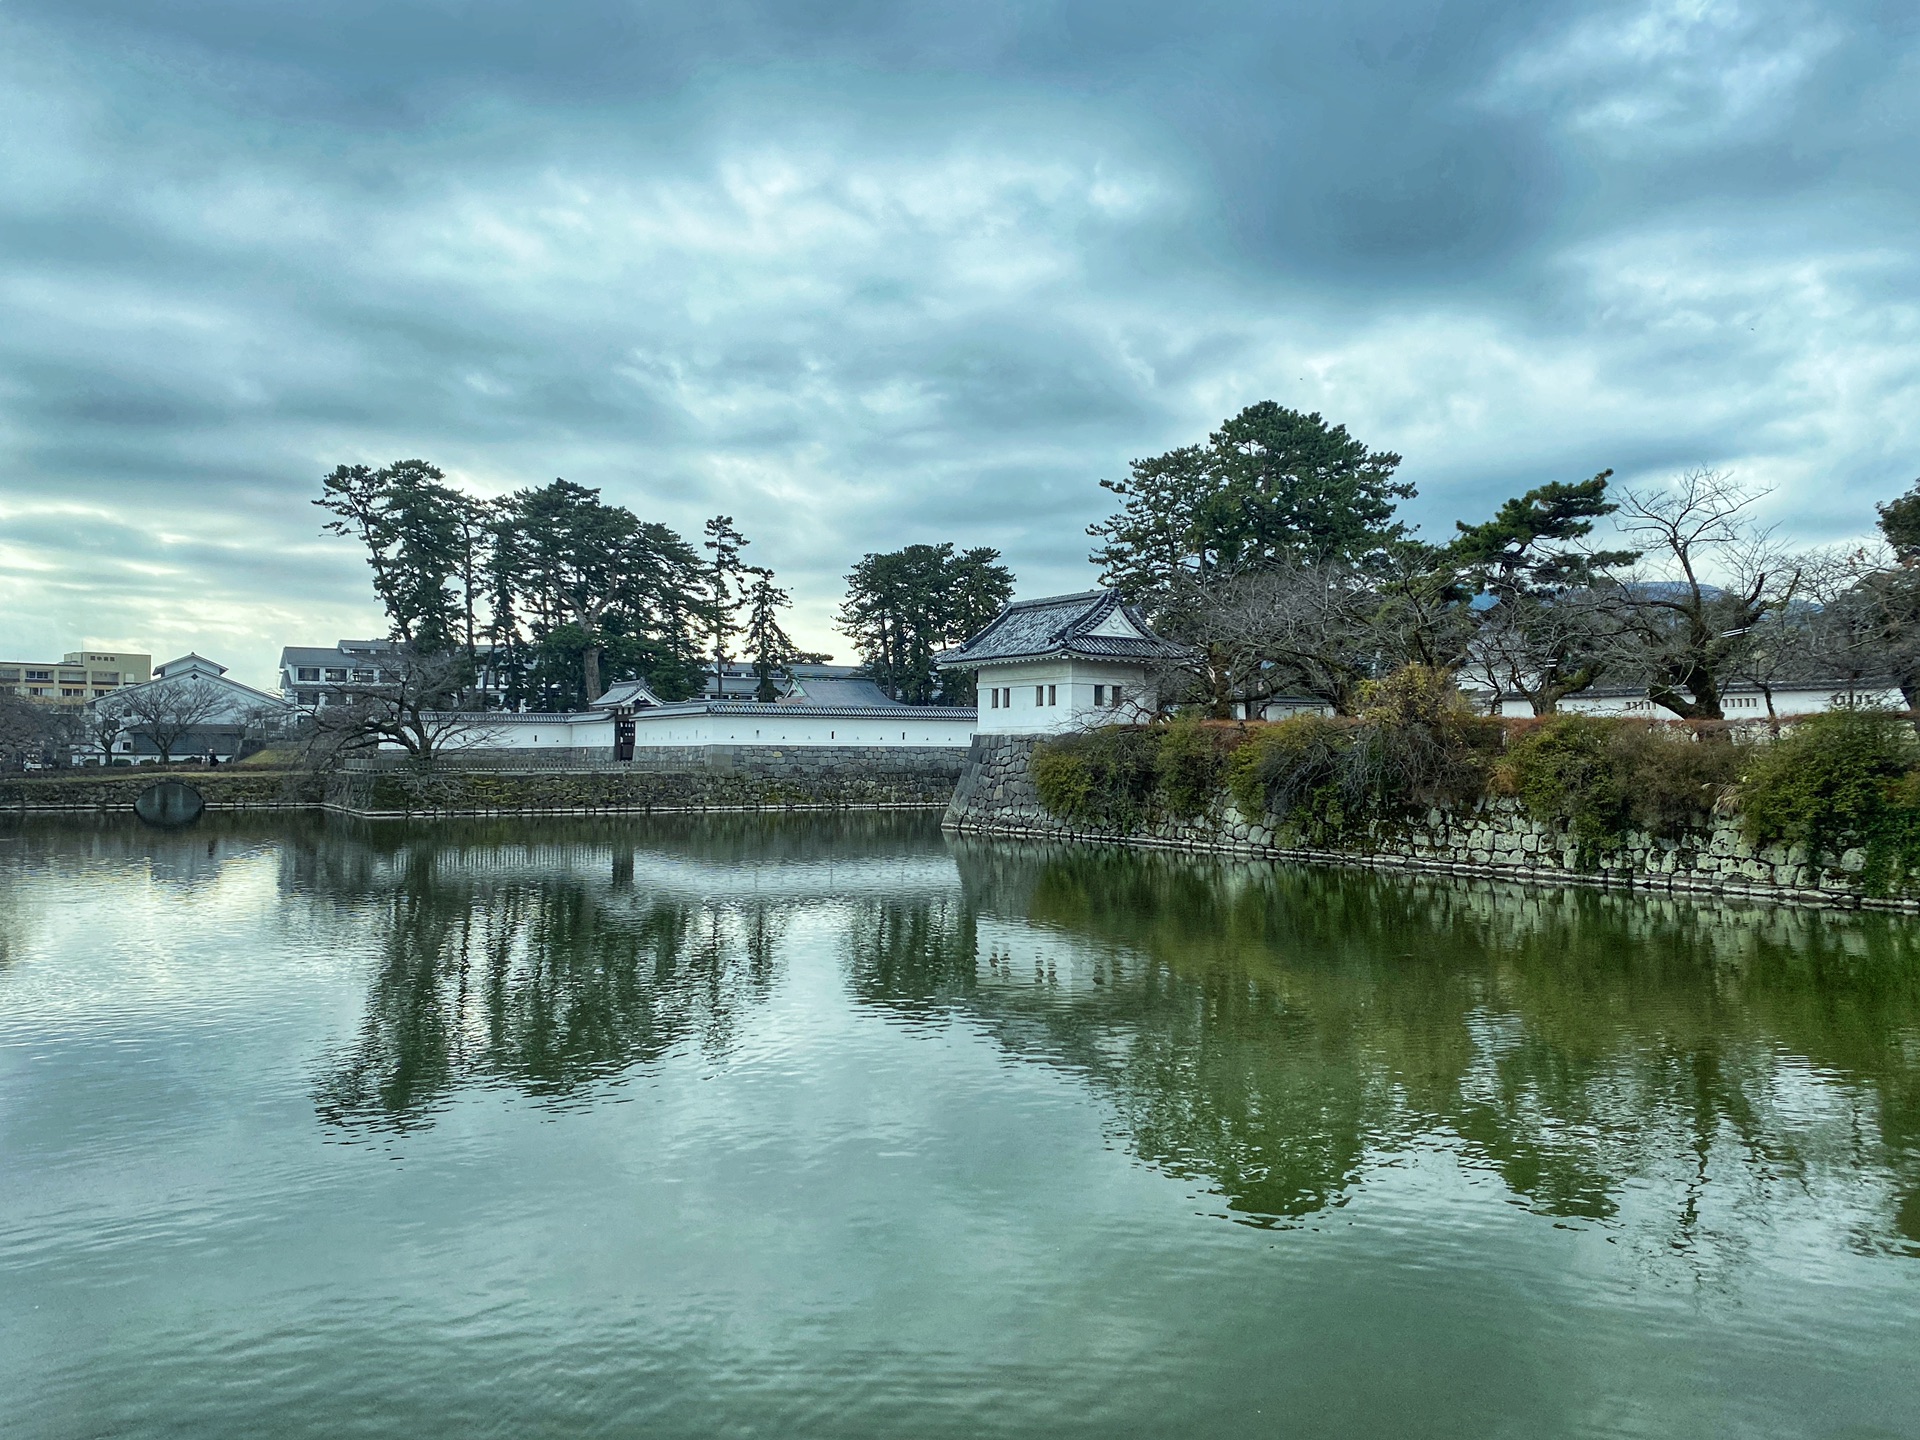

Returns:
1740,709,1920,894
1030,717,1252,829
1501,715,1742,865
1029,673,1920,895
1035,666,1502,845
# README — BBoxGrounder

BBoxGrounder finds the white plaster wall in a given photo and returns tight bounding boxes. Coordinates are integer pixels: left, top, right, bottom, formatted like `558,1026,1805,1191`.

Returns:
973,659,1150,735
1496,686,1906,719
437,714,609,749
431,705,976,751
631,708,976,747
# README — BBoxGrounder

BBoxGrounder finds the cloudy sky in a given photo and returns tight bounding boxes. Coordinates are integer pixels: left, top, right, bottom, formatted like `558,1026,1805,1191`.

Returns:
2,0,1917,686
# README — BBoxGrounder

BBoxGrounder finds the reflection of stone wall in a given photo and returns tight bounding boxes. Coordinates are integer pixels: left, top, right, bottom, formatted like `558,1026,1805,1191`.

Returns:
945,733,1918,912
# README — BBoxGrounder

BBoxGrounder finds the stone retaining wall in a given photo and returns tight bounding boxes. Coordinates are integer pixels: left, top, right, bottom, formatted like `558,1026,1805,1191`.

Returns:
0,768,323,812
330,744,968,815
4,745,969,819
944,733,1918,913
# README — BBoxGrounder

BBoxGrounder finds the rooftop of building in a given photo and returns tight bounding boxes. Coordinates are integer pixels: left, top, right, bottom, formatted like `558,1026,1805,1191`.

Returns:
938,589,1192,668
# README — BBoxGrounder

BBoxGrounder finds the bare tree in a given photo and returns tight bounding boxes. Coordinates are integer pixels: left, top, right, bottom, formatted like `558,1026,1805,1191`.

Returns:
1810,543,1920,713
81,700,133,765
303,649,506,764
113,677,232,764
0,693,68,769
1175,562,1380,715
1465,586,1623,715
1608,469,1800,721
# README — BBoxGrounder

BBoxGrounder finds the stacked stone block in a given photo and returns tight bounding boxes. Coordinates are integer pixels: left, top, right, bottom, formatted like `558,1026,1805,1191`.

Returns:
943,733,1916,913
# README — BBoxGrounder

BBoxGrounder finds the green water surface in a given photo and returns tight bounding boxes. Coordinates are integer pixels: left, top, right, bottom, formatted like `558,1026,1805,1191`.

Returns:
2,813,1917,1438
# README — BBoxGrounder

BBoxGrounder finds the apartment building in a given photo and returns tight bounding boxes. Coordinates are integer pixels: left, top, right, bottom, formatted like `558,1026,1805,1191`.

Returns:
0,650,152,705
279,639,509,708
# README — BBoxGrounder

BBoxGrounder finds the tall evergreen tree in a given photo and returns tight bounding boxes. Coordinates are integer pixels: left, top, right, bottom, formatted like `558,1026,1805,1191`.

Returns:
315,459,476,654
837,544,1013,704
1452,471,1639,713
488,480,705,708
1089,402,1411,608
743,569,829,702
702,516,752,697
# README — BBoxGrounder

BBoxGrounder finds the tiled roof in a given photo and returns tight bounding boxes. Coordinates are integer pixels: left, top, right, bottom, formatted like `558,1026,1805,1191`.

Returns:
938,589,1192,667
781,675,895,707
589,679,668,710
1497,678,1902,701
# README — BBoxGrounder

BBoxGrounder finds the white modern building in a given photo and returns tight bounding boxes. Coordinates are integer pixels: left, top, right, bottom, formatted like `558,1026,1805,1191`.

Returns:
937,589,1190,735
280,639,512,709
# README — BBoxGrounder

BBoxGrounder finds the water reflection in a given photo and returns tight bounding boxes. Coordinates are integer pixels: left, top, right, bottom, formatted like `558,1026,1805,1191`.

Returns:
23,810,1910,1251
286,813,946,1132
914,841,1920,1252
312,869,782,1129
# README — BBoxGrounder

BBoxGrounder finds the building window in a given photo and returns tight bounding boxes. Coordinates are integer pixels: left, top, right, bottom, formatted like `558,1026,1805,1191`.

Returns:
62,688,85,697
1093,685,1105,706
25,670,51,681
325,669,348,682
297,668,320,682
1111,686,1125,708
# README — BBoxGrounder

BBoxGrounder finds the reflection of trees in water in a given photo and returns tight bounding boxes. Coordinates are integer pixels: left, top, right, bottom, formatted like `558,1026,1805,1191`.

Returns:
310,842,788,1133
877,840,1920,1251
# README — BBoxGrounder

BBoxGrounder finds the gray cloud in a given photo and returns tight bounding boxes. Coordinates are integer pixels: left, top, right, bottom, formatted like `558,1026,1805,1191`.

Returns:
2,0,1918,682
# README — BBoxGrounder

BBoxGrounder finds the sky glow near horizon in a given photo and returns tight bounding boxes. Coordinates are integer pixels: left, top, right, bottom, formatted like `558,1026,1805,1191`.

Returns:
2,0,1918,688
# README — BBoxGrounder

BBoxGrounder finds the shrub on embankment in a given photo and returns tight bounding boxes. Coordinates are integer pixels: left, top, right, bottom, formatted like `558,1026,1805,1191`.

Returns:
1030,677,1920,895
1036,667,1502,846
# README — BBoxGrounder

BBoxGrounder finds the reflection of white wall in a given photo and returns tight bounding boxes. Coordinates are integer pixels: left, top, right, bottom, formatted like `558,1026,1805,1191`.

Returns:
973,659,1152,735
974,916,1137,996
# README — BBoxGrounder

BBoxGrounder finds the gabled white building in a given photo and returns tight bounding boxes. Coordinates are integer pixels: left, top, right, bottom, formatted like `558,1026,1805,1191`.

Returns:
83,653,292,763
937,589,1191,735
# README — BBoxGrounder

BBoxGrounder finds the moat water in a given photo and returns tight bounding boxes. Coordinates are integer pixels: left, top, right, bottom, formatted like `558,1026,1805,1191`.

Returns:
3,813,1918,1439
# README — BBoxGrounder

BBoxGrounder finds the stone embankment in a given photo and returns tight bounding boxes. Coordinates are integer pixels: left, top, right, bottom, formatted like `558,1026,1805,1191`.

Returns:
0,768,323,813
3,744,968,819
328,744,967,816
945,733,1917,913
